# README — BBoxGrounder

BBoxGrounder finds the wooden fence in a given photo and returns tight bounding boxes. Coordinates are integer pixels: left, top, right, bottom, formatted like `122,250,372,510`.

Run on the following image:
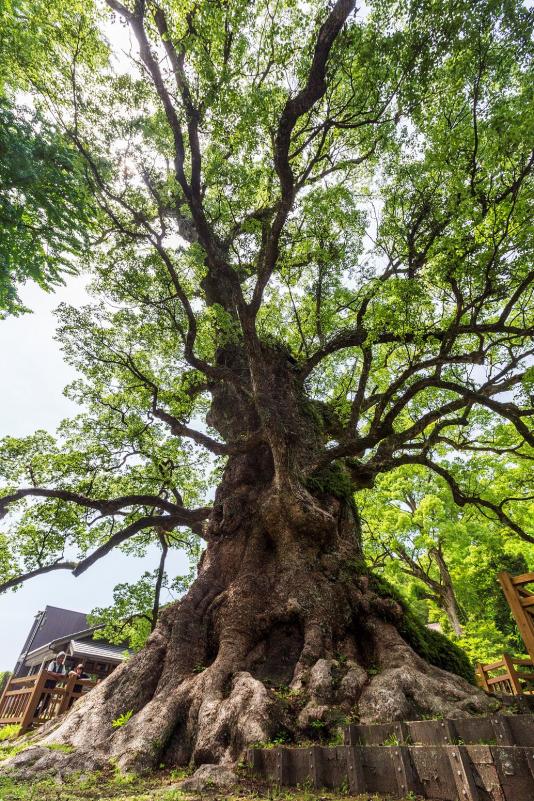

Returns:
0,671,96,733
477,653,534,695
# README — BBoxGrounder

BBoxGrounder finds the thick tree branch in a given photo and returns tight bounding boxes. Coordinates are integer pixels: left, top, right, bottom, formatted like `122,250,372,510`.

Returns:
250,0,356,314
0,488,187,519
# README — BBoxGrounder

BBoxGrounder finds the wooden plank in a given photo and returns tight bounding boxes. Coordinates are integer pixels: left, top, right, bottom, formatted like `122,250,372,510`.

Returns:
447,745,481,801
498,572,534,663
502,653,523,695
275,748,288,785
345,745,365,794
321,746,347,789
58,674,77,715
410,746,455,800
476,663,490,691
512,572,534,585
509,715,534,747
492,746,534,801
483,659,507,671
487,676,511,686
520,595,534,608
0,688,35,698
307,745,322,788
360,747,398,795
19,671,47,733
491,716,515,746
390,746,422,796
453,717,494,745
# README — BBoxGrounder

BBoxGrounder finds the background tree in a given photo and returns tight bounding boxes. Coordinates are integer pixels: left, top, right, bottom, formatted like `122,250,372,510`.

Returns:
0,0,96,314
361,465,533,660
0,0,532,775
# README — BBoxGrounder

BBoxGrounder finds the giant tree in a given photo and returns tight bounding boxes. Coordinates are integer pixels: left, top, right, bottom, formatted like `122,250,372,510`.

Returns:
1,0,533,775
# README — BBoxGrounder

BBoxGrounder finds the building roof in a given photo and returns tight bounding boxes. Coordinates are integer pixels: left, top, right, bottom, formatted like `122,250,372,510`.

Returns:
15,606,130,674
18,606,89,657
67,639,127,664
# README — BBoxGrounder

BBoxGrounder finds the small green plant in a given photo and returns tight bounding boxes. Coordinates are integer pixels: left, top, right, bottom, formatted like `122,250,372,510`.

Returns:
192,663,206,673
112,709,133,728
328,727,345,746
382,732,400,746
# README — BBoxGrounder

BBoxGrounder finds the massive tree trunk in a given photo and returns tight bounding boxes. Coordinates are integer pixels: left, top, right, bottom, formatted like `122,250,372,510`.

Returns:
15,346,493,774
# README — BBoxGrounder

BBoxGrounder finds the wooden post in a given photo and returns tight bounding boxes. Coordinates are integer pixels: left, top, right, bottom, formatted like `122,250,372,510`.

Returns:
498,572,534,663
275,748,288,785
0,675,12,717
345,746,365,794
391,746,421,796
491,715,515,746
476,662,490,692
308,746,322,788
19,672,46,733
501,652,522,695
58,674,77,715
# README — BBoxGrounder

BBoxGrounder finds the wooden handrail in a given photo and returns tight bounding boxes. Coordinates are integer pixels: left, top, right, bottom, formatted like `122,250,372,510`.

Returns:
0,670,97,732
476,652,534,696
498,571,534,663
512,572,534,585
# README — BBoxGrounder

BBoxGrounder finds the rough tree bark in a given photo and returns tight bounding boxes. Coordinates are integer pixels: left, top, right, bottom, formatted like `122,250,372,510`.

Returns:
6,346,494,777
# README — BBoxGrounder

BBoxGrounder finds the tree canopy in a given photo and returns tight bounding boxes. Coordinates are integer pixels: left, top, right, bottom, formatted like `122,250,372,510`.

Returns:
0,0,532,633
0,0,97,314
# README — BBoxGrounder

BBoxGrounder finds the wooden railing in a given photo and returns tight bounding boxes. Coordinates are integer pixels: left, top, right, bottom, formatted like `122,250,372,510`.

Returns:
0,671,96,733
498,570,534,662
476,653,534,696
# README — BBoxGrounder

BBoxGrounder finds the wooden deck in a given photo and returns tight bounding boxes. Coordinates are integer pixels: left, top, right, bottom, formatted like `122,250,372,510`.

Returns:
0,670,96,733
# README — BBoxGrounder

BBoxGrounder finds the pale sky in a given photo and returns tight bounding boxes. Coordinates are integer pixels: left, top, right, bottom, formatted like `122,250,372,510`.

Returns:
0,280,190,670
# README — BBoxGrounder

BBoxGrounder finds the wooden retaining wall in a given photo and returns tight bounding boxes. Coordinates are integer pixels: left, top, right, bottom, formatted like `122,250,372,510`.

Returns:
344,712,534,747
248,743,534,800
248,714,534,800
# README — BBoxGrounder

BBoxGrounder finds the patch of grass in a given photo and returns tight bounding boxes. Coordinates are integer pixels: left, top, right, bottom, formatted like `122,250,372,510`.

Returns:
0,765,429,801
0,743,27,762
0,725,20,742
